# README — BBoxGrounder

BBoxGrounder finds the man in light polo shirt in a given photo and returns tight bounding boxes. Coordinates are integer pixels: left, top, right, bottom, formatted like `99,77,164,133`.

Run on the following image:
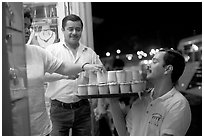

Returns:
108,49,191,136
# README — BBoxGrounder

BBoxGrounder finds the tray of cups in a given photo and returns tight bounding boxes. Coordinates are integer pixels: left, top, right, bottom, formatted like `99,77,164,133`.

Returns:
76,81,146,99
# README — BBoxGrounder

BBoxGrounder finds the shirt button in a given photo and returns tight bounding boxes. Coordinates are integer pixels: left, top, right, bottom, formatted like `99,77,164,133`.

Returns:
146,111,149,114
150,104,153,106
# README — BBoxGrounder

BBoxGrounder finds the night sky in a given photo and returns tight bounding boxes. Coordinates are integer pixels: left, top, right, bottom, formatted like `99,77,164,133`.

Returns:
91,2,202,57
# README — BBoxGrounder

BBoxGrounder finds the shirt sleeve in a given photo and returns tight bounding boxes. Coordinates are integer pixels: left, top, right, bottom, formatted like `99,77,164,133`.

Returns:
160,99,191,136
40,47,63,74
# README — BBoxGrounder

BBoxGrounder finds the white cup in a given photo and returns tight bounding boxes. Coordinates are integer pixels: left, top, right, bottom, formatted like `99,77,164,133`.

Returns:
97,71,107,84
116,70,126,83
87,84,98,95
131,81,143,93
107,71,117,83
78,84,88,95
132,70,142,81
89,71,97,84
108,82,119,94
98,83,109,95
125,70,133,83
120,82,130,94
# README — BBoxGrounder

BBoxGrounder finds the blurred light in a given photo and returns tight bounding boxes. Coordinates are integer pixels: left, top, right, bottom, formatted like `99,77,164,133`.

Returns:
143,53,147,57
106,52,110,57
155,49,159,53
138,55,142,59
116,55,120,59
116,49,121,54
192,44,199,51
150,49,156,56
126,54,133,60
184,55,190,62
143,60,149,64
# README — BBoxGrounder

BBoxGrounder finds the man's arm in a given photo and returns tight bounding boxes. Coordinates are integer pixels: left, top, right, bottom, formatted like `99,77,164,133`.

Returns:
44,72,79,82
44,73,67,82
55,62,104,77
109,98,130,136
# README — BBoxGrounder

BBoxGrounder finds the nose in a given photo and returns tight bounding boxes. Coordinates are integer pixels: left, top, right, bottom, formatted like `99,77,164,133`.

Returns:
72,29,77,34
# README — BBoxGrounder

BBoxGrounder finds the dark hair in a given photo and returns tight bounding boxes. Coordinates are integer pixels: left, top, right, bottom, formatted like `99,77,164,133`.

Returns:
160,49,185,85
62,14,83,30
24,8,33,23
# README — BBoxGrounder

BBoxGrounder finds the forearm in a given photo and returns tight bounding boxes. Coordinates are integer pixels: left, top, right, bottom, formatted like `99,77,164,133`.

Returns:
109,100,129,136
44,72,66,82
55,62,83,76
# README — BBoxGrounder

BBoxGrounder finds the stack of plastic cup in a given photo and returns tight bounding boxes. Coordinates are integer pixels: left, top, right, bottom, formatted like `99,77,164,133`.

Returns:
116,70,126,83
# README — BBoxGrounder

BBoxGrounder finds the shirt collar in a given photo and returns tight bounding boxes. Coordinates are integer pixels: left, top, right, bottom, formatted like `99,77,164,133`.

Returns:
158,87,177,101
148,87,177,101
62,41,87,52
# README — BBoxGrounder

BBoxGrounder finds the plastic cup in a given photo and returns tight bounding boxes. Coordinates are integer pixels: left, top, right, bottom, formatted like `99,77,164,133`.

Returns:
108,82,119,94
131,81,145,93
97,71,107,84
132,70,142,81
120,82,131,94
78,84,88,95
116,70,126,83
107,71,117,83
125,70,133,83
98,83,109,95
89,71,97,84
87,84,98,95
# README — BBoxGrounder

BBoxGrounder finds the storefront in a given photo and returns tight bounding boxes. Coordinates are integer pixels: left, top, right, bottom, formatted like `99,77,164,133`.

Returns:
2,2,94,135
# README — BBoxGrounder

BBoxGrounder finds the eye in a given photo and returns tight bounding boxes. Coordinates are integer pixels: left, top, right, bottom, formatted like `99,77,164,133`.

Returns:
152,58,158,64
75,28,82,32
67,28,74,31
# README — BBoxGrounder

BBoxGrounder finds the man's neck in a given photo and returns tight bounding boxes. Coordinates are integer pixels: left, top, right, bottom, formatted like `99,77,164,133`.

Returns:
65,41,79,50
152,79,173,99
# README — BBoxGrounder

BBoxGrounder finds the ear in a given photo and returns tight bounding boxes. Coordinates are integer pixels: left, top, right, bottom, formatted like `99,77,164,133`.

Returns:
164,65,173,75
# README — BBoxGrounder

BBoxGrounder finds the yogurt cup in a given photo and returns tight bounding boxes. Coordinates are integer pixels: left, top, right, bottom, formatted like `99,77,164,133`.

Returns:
125,70,133,83
132,70,142,81
116,70,126,83
87,84,98,95
98,83,109,95
131,81,144,93
78,84,88,95
108,82,119,94
120,82,131,94
107,71,117,83
97,71,107,84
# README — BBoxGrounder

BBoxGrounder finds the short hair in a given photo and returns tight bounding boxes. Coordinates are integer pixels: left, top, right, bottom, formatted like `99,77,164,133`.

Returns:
24,8,33,23
159,49,185,85
62,14,83,30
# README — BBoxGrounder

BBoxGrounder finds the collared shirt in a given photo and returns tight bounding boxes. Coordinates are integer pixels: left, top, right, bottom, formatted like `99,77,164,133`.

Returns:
26,45,62,135
45,41,102,103
126,87,191,136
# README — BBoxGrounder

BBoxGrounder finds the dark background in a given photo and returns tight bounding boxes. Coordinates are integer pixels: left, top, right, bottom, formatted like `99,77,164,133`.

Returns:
91,2,202,136
91,2,202,57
